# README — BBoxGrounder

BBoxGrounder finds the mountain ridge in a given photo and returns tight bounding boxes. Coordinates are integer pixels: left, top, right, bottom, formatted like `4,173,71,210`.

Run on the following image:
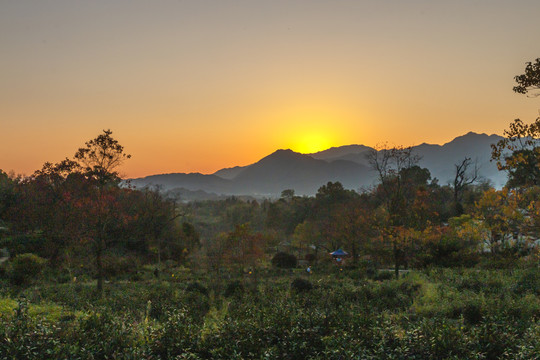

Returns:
129,132,507,198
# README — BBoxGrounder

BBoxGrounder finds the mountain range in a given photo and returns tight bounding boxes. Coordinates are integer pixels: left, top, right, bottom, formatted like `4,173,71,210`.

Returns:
129,132,507,200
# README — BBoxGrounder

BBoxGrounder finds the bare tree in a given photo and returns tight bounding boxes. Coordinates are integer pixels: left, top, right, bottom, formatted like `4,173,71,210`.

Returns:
367,145,421,225
453,157,479,215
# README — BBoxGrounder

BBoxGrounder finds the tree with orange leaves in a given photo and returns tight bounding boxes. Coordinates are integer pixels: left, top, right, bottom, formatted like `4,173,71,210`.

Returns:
474,188,523,255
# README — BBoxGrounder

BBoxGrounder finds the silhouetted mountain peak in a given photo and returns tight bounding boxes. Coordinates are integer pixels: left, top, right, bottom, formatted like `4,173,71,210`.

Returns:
444,131,499,146
256,149,318,165
309,144,374,161
129,131,508,198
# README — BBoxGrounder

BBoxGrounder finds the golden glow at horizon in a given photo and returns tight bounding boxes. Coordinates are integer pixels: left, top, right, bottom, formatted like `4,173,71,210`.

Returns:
262,103,349,155
292,132,335,154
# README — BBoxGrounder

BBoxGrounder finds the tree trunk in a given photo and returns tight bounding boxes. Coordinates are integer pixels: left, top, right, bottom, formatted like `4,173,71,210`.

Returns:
351,240,358,265
96,243,103,297
393,241,399,279
157,245,161,279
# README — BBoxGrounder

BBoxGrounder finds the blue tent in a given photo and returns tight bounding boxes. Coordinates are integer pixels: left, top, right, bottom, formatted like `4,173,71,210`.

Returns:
330,248,349,257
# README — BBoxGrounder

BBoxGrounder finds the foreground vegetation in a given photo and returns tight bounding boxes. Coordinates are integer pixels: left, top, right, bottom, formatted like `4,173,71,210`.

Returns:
1,266,540,359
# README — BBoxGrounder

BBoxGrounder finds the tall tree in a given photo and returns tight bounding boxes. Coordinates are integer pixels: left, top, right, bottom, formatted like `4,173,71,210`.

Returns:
73,130,131,295
213,223,264,273
0,170,16,229
474,188,523,255
492,58,540,188
74,129,131,186
491,118,540,188
452,157,478,215
127,187,186,270
367,146,424,277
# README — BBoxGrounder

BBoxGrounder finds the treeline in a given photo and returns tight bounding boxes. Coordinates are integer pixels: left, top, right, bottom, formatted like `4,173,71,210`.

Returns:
181,157,535,276
1,123,540,292
0,131,199,294
1,123,540,291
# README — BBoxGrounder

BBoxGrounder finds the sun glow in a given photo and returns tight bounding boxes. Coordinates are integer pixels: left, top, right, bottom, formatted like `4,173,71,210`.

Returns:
293,133,334,154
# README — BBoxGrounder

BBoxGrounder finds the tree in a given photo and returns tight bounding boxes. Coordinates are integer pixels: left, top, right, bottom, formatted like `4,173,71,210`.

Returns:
211,224,264,273
367,146,422,278
74,129,131,186
292,220,323,260
266,194,312,236
513,58,540,96
329,197,375,265
416,216,484,268
0,170,17,230
73,130,131,295
3,160,85,261
474,188,523,255
513,186,540,244
368,146,421,226
491,118,540,188
128,187,186,271
492,58,540,188
280,189,295,201
452,157,478,215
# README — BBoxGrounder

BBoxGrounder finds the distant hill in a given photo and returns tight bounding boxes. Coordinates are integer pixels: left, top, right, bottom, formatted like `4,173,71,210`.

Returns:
414,132,505,188
309,144,374,164
129,132,508,198
129,173,233,193
230,149,374,196
308,132,506,188
213,166,245,180
164,187,256,202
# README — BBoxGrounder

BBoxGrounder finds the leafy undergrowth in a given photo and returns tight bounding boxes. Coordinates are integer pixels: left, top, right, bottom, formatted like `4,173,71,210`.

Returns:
1,268,540,359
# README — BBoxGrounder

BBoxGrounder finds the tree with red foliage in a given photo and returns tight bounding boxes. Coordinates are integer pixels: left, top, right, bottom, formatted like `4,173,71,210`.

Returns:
71,130,131,295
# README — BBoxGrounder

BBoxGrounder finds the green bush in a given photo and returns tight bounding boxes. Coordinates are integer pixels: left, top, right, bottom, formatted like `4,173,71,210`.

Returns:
102,255,140,279
371,270,394,281
272,252,297,269
147,308,201,358
512,268,540,295
291,278,312,292
185,281,209,297
462,300,483,325
9,253,47,286
224,280,244,298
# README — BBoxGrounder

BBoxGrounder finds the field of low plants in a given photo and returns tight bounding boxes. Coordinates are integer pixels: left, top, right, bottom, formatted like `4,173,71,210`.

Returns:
1,266,540,359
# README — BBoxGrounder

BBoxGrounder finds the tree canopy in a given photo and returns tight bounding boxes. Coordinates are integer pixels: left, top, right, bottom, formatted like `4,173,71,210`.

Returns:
513,58,540,96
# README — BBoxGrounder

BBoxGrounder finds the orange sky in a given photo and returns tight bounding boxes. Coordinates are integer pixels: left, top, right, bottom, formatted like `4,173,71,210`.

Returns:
1,1,540,178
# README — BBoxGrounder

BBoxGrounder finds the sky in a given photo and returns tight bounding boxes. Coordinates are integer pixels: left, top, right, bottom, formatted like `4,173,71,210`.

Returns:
1,0,540,178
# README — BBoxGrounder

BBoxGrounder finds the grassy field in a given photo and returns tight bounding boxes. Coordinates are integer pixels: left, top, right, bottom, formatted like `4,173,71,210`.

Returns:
1,266,540,359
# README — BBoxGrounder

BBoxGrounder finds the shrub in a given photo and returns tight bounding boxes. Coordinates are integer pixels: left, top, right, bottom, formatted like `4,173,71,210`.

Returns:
371,270,394,281
147,308,201,358
272,252,297,269
182,291,210,323
102,255,140,279
462,301,483,325
224,280,244,298
186,281,209,297
291,278,312,292
512,268,540,295
9,253,47,286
